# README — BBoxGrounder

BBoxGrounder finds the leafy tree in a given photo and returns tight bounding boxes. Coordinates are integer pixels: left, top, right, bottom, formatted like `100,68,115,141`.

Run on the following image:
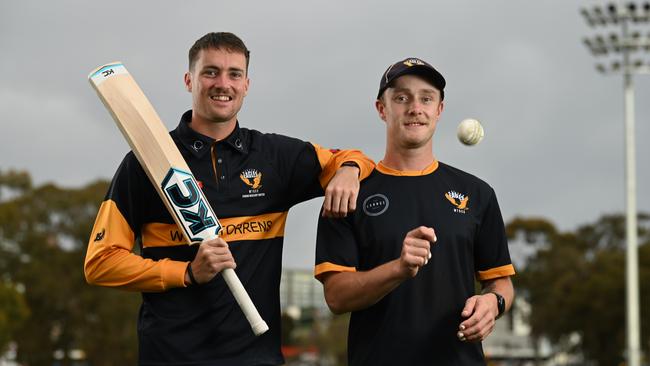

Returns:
0,169,31,353
0,282,29,353
281,312,297,346
0,174,140,365
0,169,31,194
509,214,650,366
313,313,349,366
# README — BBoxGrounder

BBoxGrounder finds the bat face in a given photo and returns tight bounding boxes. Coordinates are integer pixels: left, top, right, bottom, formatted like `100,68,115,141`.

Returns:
162,168,221,242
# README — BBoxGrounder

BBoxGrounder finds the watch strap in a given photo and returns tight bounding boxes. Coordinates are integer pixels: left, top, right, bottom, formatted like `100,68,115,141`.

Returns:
490,291,506,319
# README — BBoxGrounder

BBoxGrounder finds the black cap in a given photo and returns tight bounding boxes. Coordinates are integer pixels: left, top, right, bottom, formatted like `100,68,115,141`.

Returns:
377,57,446,100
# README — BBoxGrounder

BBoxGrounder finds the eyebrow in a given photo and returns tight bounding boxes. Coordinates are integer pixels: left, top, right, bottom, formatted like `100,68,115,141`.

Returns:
202,65,245,73
392,87,438,95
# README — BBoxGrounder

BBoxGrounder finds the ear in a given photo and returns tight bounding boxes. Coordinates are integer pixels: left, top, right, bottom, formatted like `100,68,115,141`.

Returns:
184,72,192,93
375,99,387,122
436,100,444,119
243,77,250,97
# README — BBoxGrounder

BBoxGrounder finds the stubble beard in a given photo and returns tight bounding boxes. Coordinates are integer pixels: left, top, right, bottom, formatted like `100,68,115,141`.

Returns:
201,97,241,125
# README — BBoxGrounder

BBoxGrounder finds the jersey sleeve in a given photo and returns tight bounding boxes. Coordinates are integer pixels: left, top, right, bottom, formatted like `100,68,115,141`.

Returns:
474,188,516,281
83,153,188,292
269,133,374,206
310,143,375,188
314,216,359,282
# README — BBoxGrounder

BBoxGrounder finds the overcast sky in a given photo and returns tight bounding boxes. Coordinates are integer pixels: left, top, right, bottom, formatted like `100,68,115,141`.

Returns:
1,0,649,268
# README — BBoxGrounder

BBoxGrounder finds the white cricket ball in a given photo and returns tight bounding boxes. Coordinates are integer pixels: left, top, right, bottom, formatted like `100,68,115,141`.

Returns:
457,118,484,146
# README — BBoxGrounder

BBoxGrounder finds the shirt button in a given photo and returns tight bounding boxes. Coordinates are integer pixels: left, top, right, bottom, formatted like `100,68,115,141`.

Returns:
220,175,225,180
217,158,223,164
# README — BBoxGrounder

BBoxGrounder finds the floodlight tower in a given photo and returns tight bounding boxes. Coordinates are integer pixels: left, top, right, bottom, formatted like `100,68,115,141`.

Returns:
581,3,650,366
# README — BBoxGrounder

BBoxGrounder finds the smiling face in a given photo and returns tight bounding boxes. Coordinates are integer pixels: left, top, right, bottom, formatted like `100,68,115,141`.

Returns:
376,74,444,151
184,47,250,129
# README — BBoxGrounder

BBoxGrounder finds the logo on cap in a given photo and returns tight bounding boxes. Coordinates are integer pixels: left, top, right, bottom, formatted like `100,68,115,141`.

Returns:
404,58,425,67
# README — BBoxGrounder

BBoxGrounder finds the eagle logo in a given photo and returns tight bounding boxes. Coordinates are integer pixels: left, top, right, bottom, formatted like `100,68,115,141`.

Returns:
240,168,262,189
445,191,469,211
404,58,425,67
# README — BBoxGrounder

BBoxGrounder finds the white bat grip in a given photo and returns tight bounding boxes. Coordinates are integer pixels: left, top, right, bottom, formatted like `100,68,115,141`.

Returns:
221,268,269,336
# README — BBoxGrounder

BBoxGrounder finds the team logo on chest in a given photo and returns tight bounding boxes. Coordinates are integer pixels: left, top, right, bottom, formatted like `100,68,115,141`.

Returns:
363,194,389,217
240,168,265,198
445,190,469,214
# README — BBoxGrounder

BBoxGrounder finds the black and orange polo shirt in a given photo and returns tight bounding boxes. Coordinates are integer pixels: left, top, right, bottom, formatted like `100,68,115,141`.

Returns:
84,110,373,366
315,160,515,366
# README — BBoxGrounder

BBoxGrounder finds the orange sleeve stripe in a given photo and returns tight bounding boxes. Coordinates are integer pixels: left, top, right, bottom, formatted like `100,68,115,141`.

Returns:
310,143,376,188
84,200,187,291
314,262,357,281
476,264,516,281
312,143,334,170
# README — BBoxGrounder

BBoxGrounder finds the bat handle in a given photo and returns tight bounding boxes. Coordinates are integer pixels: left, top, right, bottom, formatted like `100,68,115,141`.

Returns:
221,267,269,336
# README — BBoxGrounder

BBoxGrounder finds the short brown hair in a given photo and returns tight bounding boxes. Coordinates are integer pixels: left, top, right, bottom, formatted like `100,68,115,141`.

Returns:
188,32,251,71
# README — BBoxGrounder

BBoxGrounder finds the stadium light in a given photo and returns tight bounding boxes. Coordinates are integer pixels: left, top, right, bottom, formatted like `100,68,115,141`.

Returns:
580,3,650,366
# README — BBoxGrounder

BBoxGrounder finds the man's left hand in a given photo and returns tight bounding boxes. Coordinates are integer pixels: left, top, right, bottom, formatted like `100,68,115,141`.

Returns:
456,293,499,342
322,165,360,218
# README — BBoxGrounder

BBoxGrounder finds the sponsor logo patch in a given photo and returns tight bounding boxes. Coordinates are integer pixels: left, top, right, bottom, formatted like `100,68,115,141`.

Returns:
161,168,221,242
445,190,469,214
363,194,389,217
240,168,266,198
223,220,273,236
94,228,105,242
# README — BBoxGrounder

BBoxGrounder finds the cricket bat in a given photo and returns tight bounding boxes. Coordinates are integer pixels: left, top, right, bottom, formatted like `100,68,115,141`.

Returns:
88,62,269,336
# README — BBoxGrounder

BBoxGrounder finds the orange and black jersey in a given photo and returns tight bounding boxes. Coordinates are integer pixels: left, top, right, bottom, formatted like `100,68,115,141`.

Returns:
84,110,373,366
314,161,515,366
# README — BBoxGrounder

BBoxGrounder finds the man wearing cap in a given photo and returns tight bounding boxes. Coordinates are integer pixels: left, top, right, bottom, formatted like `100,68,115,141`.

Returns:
313,58,515,365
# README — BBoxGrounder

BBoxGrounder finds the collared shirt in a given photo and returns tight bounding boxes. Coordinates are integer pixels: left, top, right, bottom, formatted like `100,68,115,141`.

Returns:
315,160,515,366
85,110,373,365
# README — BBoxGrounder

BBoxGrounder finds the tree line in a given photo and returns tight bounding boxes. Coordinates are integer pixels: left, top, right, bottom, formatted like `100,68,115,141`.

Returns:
0,170,648,365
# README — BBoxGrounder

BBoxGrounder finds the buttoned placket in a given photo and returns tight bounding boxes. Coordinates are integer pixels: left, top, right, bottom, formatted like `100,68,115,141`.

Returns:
210,142,228,191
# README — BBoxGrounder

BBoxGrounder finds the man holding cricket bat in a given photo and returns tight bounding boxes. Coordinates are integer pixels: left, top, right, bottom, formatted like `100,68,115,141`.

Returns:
314,58,515,365
84,32,373,365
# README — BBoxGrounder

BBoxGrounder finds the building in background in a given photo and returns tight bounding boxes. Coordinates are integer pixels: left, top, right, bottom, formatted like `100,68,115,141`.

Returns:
280,268,329,317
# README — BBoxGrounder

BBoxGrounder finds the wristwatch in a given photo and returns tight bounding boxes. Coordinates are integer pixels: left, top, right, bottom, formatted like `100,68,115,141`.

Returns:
341,161,359,168
490,292,506,319
341,161,360,176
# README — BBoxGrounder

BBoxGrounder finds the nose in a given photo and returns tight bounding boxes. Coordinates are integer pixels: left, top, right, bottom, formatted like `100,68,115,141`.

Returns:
407,100,424,115
212,73,230,89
